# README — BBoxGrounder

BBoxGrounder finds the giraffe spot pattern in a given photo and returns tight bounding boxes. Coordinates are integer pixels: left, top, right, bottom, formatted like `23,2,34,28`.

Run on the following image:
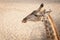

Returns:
43,17,55,40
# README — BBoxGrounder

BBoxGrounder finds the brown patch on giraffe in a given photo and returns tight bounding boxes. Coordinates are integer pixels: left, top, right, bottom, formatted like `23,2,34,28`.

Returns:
51,35,55,39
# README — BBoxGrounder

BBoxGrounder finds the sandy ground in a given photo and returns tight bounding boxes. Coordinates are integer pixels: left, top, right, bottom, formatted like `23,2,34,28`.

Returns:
0,3,60,40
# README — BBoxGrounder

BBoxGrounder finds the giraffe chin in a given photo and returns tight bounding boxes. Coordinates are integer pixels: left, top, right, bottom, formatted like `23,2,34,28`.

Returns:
22,20,27,23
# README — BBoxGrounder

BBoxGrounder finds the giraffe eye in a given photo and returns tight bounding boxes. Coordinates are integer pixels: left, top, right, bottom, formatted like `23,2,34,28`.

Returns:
34,15,38,17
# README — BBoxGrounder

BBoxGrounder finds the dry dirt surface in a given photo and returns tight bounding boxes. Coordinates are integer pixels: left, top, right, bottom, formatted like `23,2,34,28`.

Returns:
0,3,60,40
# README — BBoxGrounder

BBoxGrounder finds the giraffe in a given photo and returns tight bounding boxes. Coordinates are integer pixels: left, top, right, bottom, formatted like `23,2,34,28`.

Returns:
22,3,60,40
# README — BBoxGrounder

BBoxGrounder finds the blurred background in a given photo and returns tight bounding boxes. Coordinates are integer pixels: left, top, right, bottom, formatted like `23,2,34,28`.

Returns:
0,0,60,3
0,0,60,40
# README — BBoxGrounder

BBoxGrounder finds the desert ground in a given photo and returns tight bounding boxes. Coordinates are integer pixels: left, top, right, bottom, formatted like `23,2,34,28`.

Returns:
0,2,60,40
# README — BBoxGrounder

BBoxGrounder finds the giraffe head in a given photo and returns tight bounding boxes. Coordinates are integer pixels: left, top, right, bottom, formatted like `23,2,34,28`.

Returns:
22,3,52,23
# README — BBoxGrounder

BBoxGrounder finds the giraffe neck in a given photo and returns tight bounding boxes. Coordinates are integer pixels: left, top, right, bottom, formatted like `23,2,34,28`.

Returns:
42,15,59,40
44,17,55,40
